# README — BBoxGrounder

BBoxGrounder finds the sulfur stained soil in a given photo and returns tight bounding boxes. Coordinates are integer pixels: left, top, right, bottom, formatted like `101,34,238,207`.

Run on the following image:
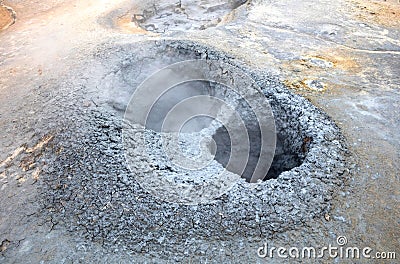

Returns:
351,0,400,28
0,4,13,30
0,0,399,263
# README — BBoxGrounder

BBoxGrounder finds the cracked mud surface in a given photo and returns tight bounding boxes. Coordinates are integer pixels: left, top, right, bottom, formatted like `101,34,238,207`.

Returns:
130,0,247,33
0,0,399,263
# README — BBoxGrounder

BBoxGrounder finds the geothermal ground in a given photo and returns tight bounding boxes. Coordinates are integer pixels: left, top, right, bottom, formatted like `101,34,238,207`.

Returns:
0,0,399,263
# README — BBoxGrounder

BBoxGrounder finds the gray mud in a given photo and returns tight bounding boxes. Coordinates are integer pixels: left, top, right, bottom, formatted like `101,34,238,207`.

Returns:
37,40,349,260
131,0,247,33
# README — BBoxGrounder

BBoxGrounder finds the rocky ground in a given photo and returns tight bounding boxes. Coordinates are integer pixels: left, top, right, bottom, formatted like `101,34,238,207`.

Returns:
0,0,399,263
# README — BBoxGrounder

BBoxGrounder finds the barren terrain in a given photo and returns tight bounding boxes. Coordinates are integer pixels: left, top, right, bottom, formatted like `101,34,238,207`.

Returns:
0,0,399,263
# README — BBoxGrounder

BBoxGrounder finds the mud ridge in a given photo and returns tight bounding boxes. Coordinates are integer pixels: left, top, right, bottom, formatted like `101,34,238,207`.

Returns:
0,1,16,30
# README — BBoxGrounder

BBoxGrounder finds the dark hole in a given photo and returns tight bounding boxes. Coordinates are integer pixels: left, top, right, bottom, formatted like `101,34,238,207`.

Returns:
212,126,304,181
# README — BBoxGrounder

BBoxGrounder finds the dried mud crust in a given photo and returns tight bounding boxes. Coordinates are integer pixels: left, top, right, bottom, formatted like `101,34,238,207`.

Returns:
127,0,248,33
39,40,349,258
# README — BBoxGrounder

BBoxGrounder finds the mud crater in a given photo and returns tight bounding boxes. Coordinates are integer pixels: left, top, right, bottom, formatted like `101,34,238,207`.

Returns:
40,40,348,257
131,0,247,33
92,42,306,184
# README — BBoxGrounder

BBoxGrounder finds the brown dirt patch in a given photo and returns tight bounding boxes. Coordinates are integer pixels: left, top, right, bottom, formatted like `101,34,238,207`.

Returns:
115,13,152,34
0,5,13,30
281,49,360,93
351,0,400,28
